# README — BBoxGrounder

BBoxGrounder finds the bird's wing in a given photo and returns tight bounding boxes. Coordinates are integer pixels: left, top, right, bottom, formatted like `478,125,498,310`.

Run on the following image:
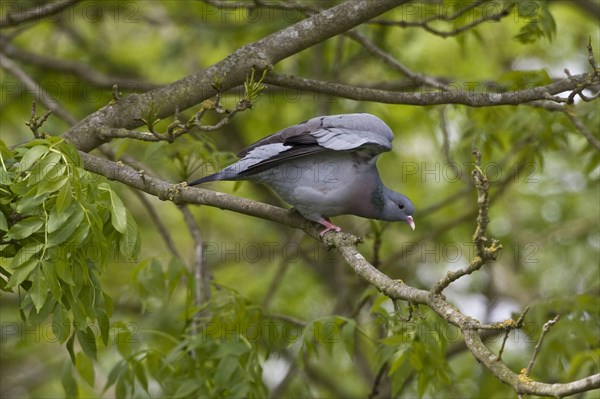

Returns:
236,113,394,177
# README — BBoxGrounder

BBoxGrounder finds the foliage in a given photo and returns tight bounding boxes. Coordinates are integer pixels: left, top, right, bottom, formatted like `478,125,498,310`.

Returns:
0,137,139,393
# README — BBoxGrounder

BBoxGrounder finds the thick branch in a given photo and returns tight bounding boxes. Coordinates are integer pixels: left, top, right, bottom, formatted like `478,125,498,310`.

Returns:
461,329,600,397
63,0,409,152
78,151,319,234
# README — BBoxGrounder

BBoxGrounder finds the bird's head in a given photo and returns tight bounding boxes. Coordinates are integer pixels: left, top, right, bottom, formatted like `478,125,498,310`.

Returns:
384,190,415,230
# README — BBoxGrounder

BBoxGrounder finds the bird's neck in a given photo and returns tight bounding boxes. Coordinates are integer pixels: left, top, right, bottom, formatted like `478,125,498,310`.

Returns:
369,182,388,218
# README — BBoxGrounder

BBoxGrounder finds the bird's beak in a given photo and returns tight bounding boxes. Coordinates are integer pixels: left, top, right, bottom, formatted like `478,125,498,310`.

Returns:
406,216,415,231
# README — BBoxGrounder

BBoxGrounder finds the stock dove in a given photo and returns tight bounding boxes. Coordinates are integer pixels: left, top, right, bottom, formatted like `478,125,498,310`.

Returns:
188,113,415,235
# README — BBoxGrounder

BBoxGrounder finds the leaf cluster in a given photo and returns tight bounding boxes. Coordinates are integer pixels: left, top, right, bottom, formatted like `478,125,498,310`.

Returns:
0,137,139,363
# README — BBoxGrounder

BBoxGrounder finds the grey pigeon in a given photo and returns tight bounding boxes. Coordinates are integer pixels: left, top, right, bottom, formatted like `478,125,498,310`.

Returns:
188,113,415,235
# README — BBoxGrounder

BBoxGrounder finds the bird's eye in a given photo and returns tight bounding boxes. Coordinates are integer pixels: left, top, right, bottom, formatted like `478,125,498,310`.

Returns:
399,204,405,210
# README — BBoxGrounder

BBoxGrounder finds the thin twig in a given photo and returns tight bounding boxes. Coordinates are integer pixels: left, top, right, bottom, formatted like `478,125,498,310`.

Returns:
0,54,78,125
496,306,530,361
0,0,81,28
524,314,561,376
368,361,388,399
346,30,449,90
203,0,316,13
100,85,256,142
24,101,52,138
0,40,162,91
179,205,210,307
373,0,485,26
564,108,600,152
132,190,183,261
262,230,303,308
369,1,514,39
438,106,453,166
431,149,502,293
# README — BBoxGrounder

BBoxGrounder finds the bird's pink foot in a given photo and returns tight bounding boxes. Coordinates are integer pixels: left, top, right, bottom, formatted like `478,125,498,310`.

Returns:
318,218,342,237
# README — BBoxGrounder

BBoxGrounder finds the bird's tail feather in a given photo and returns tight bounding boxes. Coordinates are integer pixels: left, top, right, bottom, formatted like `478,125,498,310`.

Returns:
187,172,221,186
187,170,238,186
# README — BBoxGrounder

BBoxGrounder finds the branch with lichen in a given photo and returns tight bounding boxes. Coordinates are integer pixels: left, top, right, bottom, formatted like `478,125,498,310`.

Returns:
431,149,502,293
98,70,266,143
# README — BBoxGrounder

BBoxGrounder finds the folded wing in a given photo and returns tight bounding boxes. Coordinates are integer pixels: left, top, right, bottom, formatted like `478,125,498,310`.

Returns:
236,113,394,177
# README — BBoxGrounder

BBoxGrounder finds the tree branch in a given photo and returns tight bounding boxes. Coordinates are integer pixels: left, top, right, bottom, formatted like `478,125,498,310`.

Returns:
524,314,561,376
264,71,598,107
345,30,449,89
0,54,78,125
62,0,411,152
78,151,320,234
0,37,162,92
370,2,515,39
179,205,210,306
432,150,502,293
0,0,81,28
564,107,600,152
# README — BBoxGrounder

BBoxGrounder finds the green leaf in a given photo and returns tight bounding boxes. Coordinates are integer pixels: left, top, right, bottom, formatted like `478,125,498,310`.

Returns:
14,190,49,215
417,370,429,398
6,258,39,289
0,210,7,231
42,261,61,300
52,304,70,343
341,319,356,358
115,373,129,399
77,327,97,360
61,361,79,398
104,360,126,393
35,169,67,195
119,211,139,259
55,259,74,285
46,207,84,247
27,296,54,325
167,257,185,298
134,361,149,393
30,269,48,312
96,308,110,346
19,145,48,171
66,333,77,364
75,351,95,387
29,151,62,185
173,379,201,398
5,216,44,240
215,355,239,387
66,220,90,247
47,202,76,233
55,180,72,213
101,184,127,233
9,242,43,271
103,292,114,316
114,322,133,358
388,347,410,375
